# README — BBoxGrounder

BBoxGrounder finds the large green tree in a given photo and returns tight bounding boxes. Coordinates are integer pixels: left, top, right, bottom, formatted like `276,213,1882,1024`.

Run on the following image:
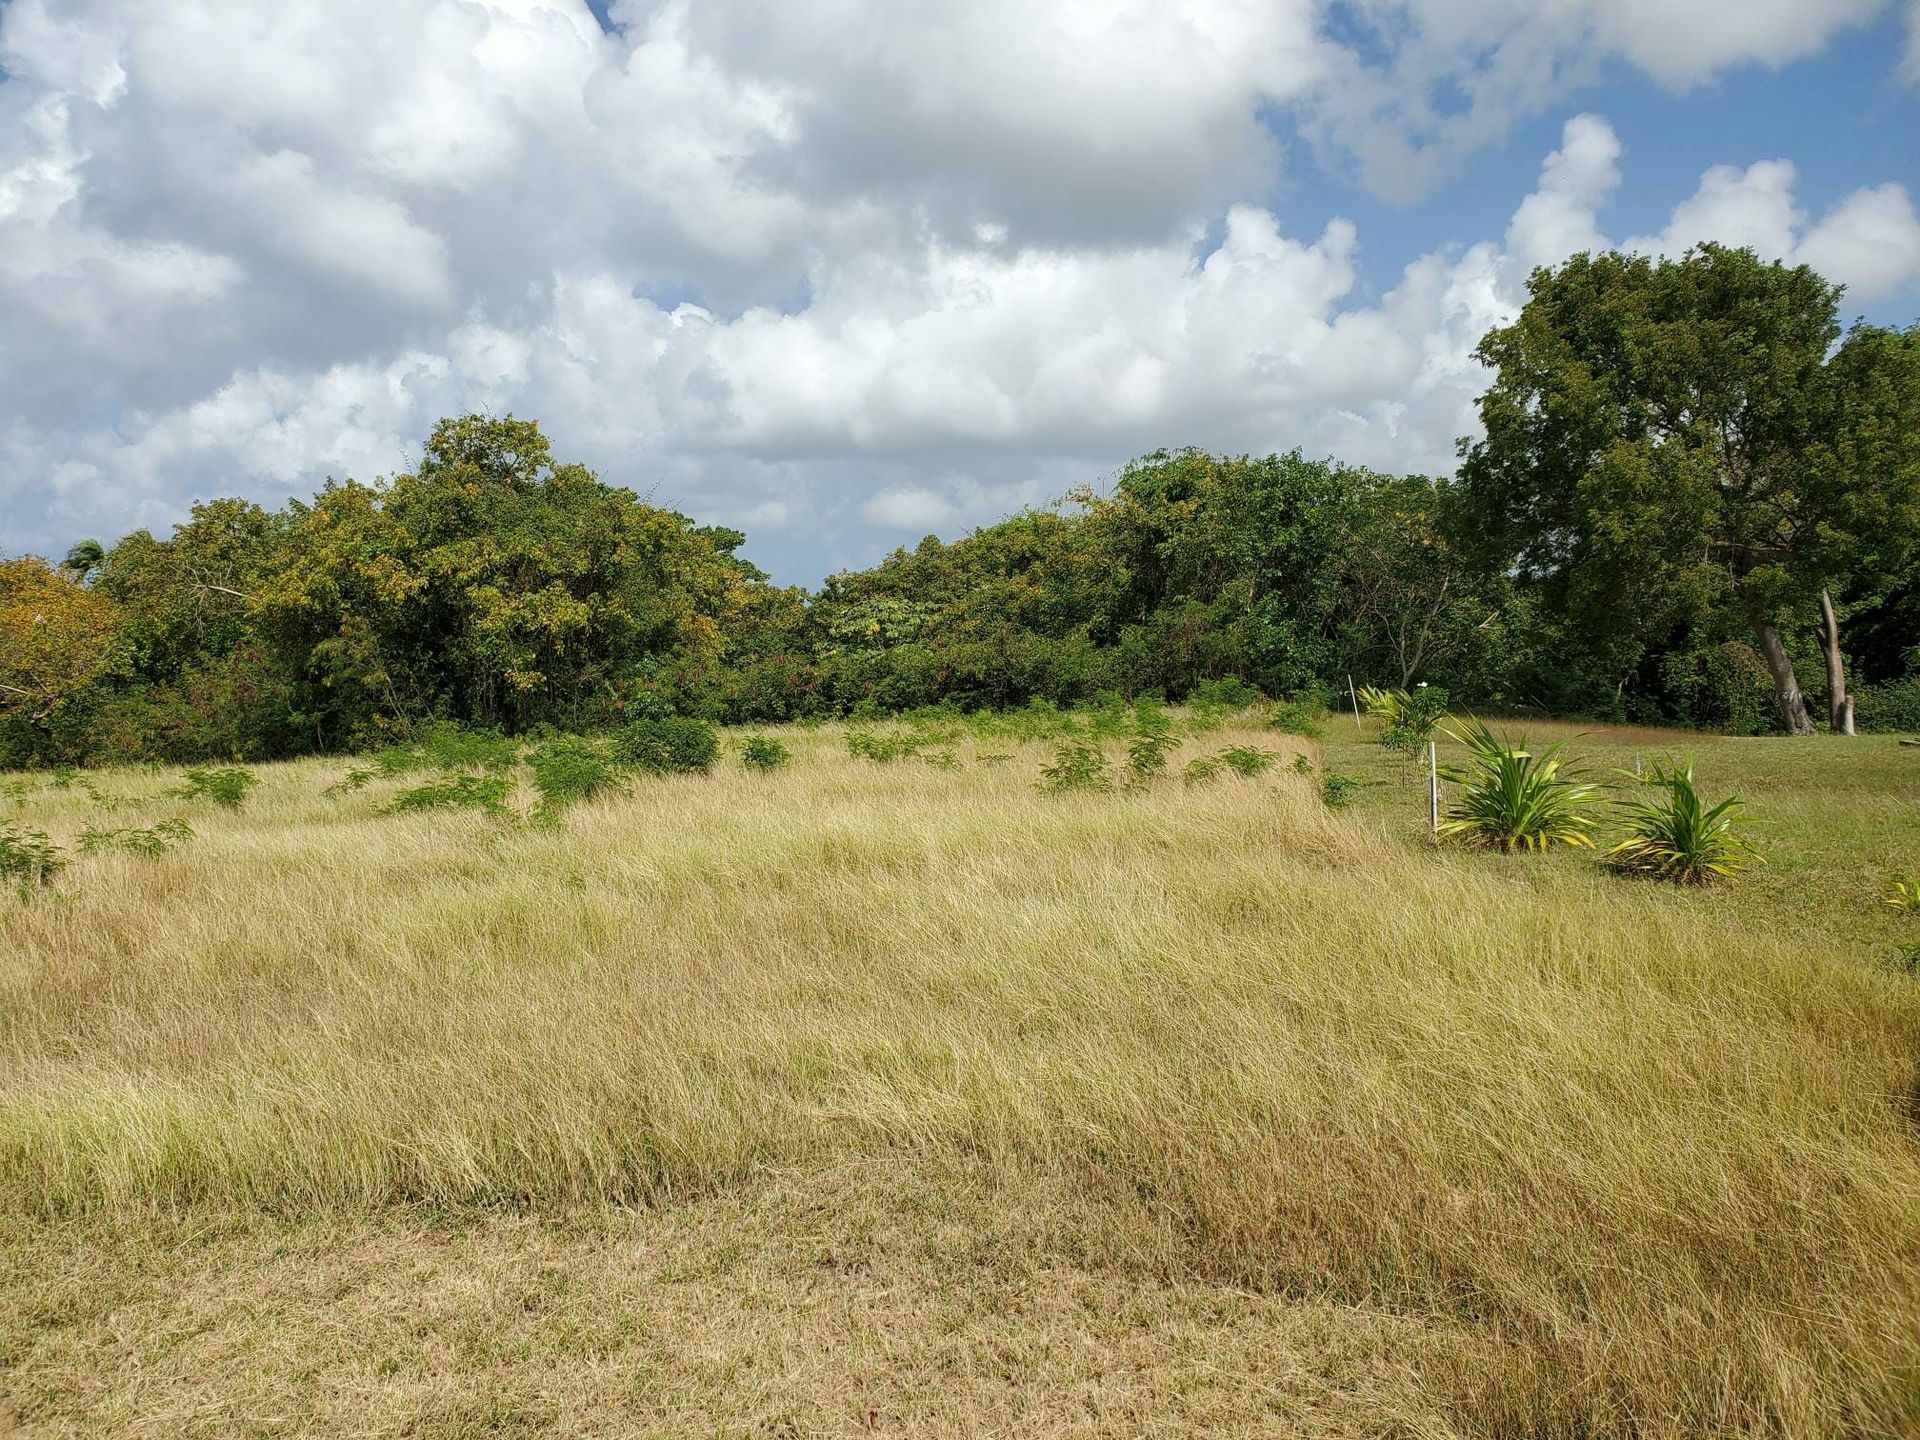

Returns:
257,414,759,738
1457,244,1920,734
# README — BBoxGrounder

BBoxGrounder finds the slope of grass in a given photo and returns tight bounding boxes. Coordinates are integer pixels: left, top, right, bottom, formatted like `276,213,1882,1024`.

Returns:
3,720,1918,1437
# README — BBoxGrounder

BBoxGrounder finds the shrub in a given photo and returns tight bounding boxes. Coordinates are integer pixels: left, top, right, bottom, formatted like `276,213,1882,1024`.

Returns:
1267,698,1325,739
1039,739,1112,793
738,735,792,773
174,767,259,808
613,717,719,775
1657,642,1779,735
76,818,194,857
846,730,922,763
0,825,66,890
383,774,513,818
1188,677,1263,709
414,722,520,772
335,722,521,792
1186,745,1281,783
624,690,677,722
1320,769,1363,810
1857,676,1920,734
1383,687,1449,754
1126,702,1179,786
1606,761,1756,885
528,737,624,819
1437,719,1600,852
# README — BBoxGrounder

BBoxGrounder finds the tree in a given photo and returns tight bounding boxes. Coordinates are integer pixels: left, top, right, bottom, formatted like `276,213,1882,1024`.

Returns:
60,539,105,583
256,414,758,738
1458,245,1920,735
0,557,122,724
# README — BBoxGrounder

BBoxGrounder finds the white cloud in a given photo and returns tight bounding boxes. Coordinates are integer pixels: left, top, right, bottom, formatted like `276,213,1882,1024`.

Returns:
1799,185,1920,302
1303,0,1889,199
1504,113,1622,273
0,1,1915,575
861,488,957,531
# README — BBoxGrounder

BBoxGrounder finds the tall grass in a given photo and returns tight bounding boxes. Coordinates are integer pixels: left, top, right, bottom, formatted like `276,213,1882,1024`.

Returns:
2,722,1918,1435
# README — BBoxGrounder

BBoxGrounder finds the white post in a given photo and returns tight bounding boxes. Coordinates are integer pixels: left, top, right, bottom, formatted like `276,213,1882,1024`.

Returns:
1427,740,1439,834
1348,674,1362,731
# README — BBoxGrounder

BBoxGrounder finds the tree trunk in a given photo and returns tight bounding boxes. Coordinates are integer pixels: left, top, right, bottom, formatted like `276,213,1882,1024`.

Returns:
1818,589,1855,734
1751,618,1816,735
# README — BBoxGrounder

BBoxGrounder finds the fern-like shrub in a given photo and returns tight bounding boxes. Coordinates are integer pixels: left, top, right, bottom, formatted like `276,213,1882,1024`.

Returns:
1320,769,1363,810
1606,761,1755,885
0,825,66,890
528,737,624,819
613,717,718,774
1437,720,1599,852
77,818,194,856
1126,703,1179,786
1267,698,1325,739
738,735,792,773
1039,740,1112,793
1185,746,1281,783
846,730,921,763
174,767,259,807
383,774,513,818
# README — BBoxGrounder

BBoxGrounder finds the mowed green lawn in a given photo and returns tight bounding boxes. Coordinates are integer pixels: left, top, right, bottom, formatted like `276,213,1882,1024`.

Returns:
2,716,1917,1438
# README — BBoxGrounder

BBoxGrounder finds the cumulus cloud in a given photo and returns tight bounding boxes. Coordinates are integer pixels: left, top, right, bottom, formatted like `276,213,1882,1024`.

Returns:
861,488,958,532
0,1,1916,577
1303,0,1888,198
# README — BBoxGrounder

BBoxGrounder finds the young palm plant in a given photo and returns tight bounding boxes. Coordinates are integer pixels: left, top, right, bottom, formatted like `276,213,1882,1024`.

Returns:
1436,720,1600,852
1607,760,1755,885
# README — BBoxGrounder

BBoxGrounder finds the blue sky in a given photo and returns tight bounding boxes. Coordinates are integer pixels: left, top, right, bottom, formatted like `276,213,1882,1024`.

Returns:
1294,8,1918,326
2,0,1917,585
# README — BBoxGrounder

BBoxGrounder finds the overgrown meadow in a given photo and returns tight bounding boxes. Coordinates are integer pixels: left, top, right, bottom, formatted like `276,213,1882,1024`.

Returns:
4,696,1919,1437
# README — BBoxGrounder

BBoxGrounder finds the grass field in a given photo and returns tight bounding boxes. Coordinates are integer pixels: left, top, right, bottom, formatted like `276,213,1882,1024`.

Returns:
3,714,1919,1437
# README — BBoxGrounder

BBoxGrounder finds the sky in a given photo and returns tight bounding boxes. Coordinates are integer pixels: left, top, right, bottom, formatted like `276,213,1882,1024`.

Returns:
2,0,1917,585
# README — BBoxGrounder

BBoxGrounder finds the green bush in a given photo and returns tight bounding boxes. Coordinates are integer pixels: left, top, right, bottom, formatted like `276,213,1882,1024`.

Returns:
1267,698,1325,739
1185,745,1281,783
1039,739,1112,793
335,722,520,791
1320,769,1363,810
1606,761,1755,884
846,730,922,763
1382,687,1449,754
383,774,513,818
0,825,66,890
174,767,259,808
1856,676,1920,734
1188,678,1263,709
624,691,677,722
528,737,624,819
612,717,719,774
1437,720,1599,852
1657,642,1780,735
76,818,194,857
738,735,792,773
1125,702,1179,786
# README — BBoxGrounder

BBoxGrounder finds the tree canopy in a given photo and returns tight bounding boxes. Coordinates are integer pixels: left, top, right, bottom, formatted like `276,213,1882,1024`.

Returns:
1456,243,1920,734
4,248,1917,767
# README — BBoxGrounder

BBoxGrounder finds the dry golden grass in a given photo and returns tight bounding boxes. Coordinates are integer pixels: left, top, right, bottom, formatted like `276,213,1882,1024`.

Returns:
3,720,1919,1437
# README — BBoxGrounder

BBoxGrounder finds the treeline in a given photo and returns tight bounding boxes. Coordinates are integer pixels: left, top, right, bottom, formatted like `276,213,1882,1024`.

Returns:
4,245,1918,765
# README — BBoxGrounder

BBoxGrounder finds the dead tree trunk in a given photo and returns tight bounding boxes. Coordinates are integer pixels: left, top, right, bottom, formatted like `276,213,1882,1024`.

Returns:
1752,617,1816,736
1819,589,1855,734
